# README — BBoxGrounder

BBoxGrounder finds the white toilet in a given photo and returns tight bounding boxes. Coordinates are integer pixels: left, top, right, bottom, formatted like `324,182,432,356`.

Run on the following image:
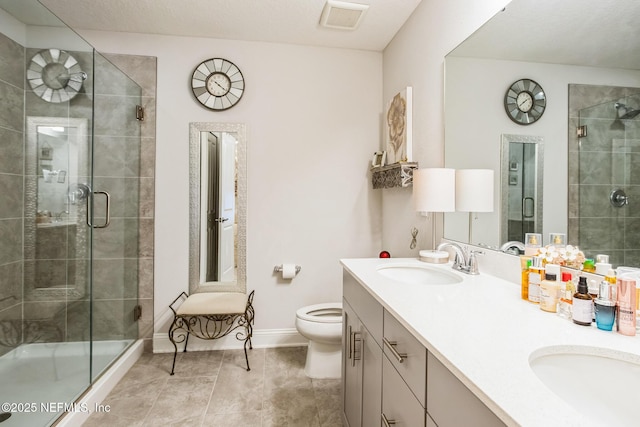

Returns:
295,302,343,379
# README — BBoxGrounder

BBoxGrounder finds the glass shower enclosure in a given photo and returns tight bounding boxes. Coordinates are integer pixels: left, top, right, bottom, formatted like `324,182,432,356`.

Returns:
0,1,141,425
570,85,640,267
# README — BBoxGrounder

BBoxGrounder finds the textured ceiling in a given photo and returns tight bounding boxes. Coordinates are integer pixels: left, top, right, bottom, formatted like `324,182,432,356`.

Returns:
31,0,423,52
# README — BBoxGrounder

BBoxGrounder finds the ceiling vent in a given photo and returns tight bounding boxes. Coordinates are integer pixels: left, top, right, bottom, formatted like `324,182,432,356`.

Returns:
320,0,369,30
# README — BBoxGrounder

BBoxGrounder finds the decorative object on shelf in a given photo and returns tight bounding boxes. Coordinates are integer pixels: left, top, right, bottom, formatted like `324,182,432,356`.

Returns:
456,169,494,243
191,58,245,110
504,79,546,125
27,48,86,103
371,161,418,189
371,151,386,168
385,86,412,163
413,168,456,261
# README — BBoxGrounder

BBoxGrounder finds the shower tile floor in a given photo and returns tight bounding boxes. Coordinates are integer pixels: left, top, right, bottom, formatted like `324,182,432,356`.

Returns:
82,346,342,426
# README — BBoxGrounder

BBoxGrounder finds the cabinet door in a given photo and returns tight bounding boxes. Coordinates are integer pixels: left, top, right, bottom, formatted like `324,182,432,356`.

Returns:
382,356,425,427
427,352,505,427
361,325,382,427
343,299,362,427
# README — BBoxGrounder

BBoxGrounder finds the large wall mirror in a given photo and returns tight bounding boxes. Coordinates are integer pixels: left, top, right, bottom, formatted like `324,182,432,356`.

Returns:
189,122,246,294
443,0,640,268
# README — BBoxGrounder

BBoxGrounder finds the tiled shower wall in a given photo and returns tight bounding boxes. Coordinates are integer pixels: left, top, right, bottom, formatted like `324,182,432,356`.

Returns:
0,29,156,355
568,84,640,267
0,32,25,356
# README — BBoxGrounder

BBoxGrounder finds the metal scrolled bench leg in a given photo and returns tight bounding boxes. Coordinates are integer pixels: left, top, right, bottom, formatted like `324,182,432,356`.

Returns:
168,290,255,375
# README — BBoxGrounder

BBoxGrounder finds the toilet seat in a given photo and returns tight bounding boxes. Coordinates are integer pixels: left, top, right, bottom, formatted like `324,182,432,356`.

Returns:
296,303,342,323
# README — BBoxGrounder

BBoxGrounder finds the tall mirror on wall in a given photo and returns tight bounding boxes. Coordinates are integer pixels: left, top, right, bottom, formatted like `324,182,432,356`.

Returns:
443,0,640,269
189,122,246,294
500,134,543,245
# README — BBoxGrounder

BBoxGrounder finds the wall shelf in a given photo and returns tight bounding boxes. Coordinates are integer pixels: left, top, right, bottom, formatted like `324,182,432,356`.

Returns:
371,162,418,189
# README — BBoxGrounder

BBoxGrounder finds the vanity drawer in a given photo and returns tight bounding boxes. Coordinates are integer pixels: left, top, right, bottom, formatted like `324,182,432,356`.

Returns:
383,309,427,406
382,355,425,427
343,270,383,345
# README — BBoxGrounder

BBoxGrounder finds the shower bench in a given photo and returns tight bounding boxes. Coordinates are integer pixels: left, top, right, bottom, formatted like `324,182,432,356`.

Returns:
168,290,255,374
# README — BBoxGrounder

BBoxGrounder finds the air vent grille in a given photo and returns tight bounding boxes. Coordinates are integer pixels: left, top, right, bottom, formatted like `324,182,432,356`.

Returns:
320,0,369,30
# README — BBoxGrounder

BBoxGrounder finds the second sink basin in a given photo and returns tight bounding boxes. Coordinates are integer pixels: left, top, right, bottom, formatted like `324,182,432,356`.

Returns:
376,263,462,285
530,346,640,426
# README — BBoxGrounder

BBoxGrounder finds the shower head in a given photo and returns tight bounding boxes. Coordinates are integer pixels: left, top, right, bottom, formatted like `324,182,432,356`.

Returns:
615,102,640,119
621,109,640,119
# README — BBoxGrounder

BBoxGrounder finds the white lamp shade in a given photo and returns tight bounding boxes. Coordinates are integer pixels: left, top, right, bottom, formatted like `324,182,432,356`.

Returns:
456,169,494,212
413,168,456,213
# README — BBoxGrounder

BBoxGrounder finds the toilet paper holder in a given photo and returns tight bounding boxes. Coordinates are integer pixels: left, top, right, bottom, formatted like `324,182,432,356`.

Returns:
273,264,301,275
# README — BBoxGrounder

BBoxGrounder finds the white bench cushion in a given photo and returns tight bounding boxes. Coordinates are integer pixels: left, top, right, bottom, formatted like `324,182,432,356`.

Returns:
176,292,247,316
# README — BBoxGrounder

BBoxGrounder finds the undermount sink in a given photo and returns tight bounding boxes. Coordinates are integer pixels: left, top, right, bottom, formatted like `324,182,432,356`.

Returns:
376,264,462,285
529,346,640,426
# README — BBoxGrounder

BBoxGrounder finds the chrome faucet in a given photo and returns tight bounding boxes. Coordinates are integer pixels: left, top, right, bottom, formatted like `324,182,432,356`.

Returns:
499,241,525,255
436,242,483,275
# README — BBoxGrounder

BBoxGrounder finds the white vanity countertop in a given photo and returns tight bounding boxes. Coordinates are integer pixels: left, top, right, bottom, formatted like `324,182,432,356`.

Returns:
340,257,640,427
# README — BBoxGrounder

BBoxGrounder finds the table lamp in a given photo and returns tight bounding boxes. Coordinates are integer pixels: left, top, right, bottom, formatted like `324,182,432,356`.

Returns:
455,169,494,243
413,168,456,263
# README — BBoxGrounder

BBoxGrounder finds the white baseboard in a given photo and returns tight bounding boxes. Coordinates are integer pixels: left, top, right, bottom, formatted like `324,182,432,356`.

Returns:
152,328,308,353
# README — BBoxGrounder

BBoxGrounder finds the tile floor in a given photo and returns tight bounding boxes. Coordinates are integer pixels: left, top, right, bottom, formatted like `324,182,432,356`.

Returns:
82,346,343,426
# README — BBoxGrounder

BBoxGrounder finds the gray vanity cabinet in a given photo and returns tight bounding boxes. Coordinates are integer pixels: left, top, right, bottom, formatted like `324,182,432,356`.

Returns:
342,268,504,427
342,272,383,427
427,352,505,427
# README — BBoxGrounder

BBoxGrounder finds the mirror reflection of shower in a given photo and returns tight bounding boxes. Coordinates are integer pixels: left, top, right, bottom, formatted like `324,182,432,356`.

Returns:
571,85,640,267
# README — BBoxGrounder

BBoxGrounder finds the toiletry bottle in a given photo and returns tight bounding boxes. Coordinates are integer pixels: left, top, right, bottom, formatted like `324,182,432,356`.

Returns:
572,277,593,326
524,233,542,256
539,273,559,312
528,256,544,304
605,269,617,285
549,233,566,248
616,277,637,336
636,280,640,333
595,254,612,276
594,280,616,331
557,272,574,319
583,259,596,273
520,256,531,301
588,279,599,322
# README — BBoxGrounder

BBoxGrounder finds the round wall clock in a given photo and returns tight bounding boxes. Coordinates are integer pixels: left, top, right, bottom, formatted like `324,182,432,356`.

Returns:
504,79,546,125
191,58,245,111
27,48,86,103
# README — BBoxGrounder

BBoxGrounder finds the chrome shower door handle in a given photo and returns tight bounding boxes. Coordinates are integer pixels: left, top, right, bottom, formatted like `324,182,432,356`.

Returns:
522,197,535,219
86,191,111,229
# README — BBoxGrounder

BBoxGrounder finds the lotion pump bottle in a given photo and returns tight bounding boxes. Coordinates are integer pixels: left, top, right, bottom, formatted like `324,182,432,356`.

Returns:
617,277,637,336
540,273,559,312
572,277,593,326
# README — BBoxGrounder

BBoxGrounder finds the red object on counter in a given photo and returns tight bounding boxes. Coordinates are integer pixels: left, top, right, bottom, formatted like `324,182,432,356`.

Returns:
379,251,391,258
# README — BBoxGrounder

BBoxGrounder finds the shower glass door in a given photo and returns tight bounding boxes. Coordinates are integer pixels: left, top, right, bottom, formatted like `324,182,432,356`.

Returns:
576,91,640,266
89,51,142,381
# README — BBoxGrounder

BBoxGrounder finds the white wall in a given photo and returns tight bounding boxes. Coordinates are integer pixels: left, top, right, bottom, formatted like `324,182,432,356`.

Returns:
381,0,510,256
75,31,383,334
443,57,640,248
